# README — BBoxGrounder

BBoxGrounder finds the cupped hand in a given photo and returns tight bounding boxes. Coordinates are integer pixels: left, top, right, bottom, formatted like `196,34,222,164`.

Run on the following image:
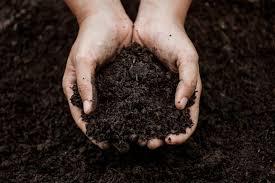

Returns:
133,6,202,149
62,8,133,149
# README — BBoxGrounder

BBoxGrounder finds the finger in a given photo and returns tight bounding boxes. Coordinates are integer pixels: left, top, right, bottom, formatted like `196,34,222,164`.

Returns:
87,137,110,150
175,54,199,110
147,139,163,150
63,61,109,149
166,74,202,145
63,58,88,133
75,58,97,114
62,57,76,99
138,138,147,147
165,128,194,145
69,101,110,149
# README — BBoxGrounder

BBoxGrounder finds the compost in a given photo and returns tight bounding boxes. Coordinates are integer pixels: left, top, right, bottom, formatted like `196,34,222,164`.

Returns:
70,43,195,150
0,0,274,182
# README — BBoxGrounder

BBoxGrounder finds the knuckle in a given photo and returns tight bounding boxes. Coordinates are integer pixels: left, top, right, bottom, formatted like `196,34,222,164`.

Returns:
78,83,90,94
187,79,197,90
181,78,197,92
179,48,199,65
191,79,198,89
62,76,70,95
167,63,178,73
62,76,67,90
199,82,202,91
191,49,199,61
198,77,203,91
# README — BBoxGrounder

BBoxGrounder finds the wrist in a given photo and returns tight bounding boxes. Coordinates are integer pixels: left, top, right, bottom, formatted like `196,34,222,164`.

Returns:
138,0,192,24
65,0,123,24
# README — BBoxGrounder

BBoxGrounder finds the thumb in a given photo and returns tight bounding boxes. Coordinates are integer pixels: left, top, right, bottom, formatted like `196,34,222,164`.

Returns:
175,56,198,110
76,57,97,114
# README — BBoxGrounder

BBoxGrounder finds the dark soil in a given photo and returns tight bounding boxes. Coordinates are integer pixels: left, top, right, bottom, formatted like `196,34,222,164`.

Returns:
0,0,274,182
70,44,195,150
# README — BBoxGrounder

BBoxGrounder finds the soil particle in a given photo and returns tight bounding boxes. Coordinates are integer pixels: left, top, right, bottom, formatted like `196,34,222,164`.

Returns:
0,0,274,182
71,44,195,150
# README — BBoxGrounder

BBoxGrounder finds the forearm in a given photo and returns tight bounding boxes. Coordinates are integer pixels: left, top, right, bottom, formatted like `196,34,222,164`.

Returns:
64,0,123,23
138,0,192,24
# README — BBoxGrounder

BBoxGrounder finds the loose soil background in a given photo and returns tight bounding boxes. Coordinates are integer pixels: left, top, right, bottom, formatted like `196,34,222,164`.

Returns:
0,0,274,182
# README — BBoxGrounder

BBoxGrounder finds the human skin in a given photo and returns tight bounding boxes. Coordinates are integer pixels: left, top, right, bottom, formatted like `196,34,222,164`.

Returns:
133,0,202,149
63,0,201,150
62,0,133,149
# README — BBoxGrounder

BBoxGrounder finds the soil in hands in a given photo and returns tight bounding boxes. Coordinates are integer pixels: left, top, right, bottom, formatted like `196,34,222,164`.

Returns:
2,0,274,182
70,43,195,151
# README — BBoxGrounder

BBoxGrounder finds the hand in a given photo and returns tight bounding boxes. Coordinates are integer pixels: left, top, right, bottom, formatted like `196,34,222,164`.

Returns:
62,0,133,149
133,0,202,149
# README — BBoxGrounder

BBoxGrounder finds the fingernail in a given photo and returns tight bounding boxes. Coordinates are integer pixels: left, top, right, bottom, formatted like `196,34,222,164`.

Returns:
179,97,188,109
138,138,147,147
83,100,92,114
167,137,172,144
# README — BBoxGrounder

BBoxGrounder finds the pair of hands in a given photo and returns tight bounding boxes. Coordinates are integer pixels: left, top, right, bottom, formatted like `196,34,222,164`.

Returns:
63,0,202,150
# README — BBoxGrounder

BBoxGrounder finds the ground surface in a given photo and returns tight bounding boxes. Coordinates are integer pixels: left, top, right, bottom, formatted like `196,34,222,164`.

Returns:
0,0,274,182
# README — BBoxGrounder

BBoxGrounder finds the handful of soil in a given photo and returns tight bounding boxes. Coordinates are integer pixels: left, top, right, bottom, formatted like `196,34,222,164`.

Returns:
71,44,195,152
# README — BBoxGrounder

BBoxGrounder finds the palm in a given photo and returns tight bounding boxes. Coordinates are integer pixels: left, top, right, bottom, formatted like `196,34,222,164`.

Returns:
62,15,132,149
133,20,202,149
